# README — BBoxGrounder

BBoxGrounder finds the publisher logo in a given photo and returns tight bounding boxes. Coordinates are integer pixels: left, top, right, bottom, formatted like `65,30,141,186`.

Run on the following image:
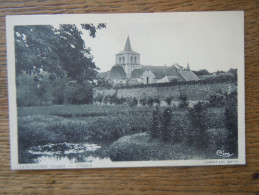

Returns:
216,150,233,158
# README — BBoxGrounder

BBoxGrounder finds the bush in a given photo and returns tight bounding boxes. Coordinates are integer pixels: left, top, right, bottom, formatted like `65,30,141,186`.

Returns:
127,97,138,107
178,94,189,109
109,93,117,104
171,113,190,143
165,96,173,106
188,102,209,150
94,93,104,103
116,97,127,105
140,98,147,106
150,105,162,138
103,95,111,104
161,108,173,142
208,94,225,107
147,98,154,106
153,98,160,106
225,91,238,154
64,81,94,104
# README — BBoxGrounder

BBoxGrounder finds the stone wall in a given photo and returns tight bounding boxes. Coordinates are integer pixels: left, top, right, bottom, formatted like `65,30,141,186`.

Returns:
93,82,237,101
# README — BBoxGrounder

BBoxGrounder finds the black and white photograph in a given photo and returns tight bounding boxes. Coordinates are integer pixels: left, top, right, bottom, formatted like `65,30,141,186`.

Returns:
6,12,245,170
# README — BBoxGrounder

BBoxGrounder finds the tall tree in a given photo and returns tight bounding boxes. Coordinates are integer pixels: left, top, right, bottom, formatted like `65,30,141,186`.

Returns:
14,23,106,82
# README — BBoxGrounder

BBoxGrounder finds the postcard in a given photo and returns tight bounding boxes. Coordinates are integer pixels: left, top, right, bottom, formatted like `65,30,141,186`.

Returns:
6,11,245,170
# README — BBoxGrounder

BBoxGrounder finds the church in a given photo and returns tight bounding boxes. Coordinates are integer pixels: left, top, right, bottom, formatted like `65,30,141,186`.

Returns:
99,36,199,86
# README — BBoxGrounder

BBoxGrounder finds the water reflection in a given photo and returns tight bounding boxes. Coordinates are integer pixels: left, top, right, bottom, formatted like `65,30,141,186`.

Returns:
27,142,111,164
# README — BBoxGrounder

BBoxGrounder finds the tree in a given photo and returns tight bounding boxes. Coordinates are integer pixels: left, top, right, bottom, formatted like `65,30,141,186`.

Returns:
178,94,189,109
14,24,106,82
15,24,106,105
225,91,238,154
193,69,210,76
150,105,162,138
161,108,173,142
188,102,209,150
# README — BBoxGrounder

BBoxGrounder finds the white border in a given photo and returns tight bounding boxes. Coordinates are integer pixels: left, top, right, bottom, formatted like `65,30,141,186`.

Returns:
6,11,245,170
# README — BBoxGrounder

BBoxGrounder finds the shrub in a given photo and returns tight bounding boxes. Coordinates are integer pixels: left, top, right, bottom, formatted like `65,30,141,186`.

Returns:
225,91,238,154
150,105,162,138
127,97,138,107
208,94,225,107
94,93,104,103
132,97,138,106
188,101,209,150
171,113,190,143
153,98,160,106
178,94,189,109
63,81,93,104
165,96,173,106
147,98,154,106
161,108,173,142
109,93,117,104
103,95,111,104
116,97,127,105
140,98,147,106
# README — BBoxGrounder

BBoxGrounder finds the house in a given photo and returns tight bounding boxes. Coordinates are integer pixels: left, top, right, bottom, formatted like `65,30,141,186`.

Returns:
98,36,199,86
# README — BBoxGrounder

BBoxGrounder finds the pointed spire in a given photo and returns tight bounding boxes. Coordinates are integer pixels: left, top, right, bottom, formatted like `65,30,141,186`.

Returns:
124,36,132,51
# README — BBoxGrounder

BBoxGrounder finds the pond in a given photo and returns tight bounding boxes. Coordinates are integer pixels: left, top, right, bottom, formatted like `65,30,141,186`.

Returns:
26,142,112,165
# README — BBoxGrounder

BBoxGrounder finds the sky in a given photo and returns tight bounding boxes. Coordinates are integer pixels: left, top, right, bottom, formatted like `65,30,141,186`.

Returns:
80,11,244,73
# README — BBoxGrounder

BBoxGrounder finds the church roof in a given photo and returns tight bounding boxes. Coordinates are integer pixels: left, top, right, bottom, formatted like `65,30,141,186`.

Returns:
130,65,199,81
107,65,127,80
131,65,180,79
117,36,139,55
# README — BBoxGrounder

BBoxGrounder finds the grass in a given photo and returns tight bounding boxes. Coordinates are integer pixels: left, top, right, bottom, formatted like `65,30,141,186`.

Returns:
18,104,155,117
17,105,155,157
18,104,234,163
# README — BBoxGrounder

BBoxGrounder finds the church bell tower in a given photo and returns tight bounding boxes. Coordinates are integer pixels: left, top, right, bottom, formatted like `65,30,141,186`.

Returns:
115,36,141,78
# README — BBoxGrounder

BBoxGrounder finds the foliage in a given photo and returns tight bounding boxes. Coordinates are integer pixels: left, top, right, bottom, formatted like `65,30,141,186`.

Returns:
188,102,209,150
18,105,153,156
16,73,52,106
14,24,105,82
15,24,106,106
94,93,104,103
171,113,189,143
64,81,94,104
161,108,173,142
116,97,127,105
132,97,138,106
150,105,162,139
127,97,138,107
165,96,173,106
178,94,189,109
147,98,154,106
51,77,67,104
228,68,237,80
193,69,211,76
112,74,236,90
225,91,238,154
103,95,111,104
18,103,237,162
153,98,160,106
139,98,147,106
109,93,117,104
208,94,225,107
